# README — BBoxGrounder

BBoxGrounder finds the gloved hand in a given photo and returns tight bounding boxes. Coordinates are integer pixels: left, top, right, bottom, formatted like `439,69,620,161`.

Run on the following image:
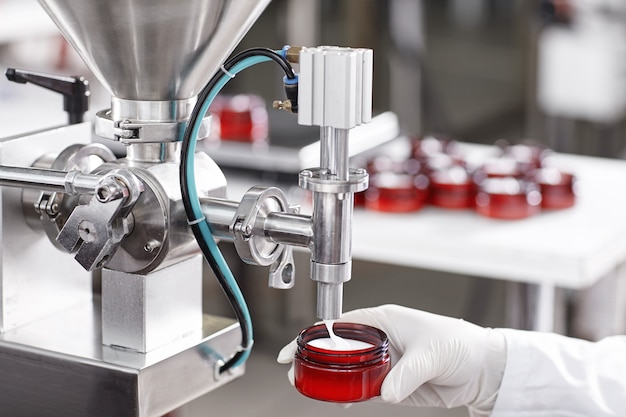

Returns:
277,304,507,417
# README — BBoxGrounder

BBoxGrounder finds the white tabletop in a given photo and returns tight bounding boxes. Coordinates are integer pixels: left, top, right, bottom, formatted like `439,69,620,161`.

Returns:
351,151,626,289
227,146,626,290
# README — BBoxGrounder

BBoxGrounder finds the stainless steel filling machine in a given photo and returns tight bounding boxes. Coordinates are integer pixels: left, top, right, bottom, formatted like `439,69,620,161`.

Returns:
0,1,374,416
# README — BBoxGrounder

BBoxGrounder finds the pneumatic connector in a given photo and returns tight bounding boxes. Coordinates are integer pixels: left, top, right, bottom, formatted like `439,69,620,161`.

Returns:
273,74,299,114
273,46,300,113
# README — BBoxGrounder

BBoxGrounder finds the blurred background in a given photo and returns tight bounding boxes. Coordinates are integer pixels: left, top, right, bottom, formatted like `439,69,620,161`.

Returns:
1,0,625,416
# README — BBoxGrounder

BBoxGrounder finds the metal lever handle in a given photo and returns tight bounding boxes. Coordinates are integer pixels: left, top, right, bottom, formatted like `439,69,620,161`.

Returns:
56,171,144,271
5,68,90,124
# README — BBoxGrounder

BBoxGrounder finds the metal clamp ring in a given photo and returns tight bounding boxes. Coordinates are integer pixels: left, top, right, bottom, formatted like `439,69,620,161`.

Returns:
230,186,290,266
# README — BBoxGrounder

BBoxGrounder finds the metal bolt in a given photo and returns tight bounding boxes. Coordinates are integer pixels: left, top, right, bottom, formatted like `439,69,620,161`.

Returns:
95,180,126,203
355,168,367,176
144,239,161,253
95,185,112,202
300,169,312,178
78,220,97,243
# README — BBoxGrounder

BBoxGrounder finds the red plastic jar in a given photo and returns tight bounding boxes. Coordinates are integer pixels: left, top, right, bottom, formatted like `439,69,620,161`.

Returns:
475,177,542,220
533,168,576,209
365,172,429,212
209,94,268,143
477,156,523,179
429,165,475,209
353,190,366,207
294,323,391,403
504,143,550,174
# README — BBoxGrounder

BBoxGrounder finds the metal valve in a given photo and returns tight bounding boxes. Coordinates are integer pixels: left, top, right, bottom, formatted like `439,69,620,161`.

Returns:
56,170,144,271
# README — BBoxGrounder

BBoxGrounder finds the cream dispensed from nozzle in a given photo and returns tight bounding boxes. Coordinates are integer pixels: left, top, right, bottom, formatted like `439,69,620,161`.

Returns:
306,320,375,350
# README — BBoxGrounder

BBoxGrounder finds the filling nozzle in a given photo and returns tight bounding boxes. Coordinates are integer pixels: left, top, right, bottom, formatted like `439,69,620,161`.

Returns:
316,282,344,321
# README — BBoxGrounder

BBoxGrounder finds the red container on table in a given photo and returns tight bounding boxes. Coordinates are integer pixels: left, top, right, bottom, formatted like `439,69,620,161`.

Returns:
365,171,429,212
504,143,550,174
294,323,391,403
429,165,475,209
476,156,524,179
475,177,542,220
210,94,268,143
533,168,576,209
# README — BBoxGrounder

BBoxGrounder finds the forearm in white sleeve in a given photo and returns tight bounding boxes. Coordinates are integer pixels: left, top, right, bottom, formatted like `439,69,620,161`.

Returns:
491,329,626,417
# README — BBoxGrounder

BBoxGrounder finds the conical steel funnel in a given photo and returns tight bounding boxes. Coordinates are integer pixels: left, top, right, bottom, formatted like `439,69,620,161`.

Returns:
38,0,270,101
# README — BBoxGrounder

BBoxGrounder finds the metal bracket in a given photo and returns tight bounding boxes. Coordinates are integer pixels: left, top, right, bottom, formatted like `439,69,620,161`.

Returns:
56,170,143,271
268,245,295,289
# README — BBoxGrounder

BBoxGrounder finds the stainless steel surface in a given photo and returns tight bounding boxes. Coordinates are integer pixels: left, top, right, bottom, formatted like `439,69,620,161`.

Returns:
317,281,344,319
321,127,350,180
264,211,313,248
126,143,181,164
95,108,213,143
200,198,239,240
0,123,92,332
111,98,197,121
268,245,295,289
23,144,117,249
231,186,291,267
57,169,143,271
101,152,227,274
200,194,313,253
299,167,368,320
38,0,270,101
0,298,243,417
311,192,352,264
201,197,313,247
299,167,369,193
102,256,203,352
0,165,102,194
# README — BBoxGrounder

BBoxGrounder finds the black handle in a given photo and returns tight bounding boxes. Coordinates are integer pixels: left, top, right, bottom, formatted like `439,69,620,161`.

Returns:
5,68,90,125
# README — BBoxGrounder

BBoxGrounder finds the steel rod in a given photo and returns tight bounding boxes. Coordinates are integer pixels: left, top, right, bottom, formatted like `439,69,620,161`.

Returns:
0,165,101,194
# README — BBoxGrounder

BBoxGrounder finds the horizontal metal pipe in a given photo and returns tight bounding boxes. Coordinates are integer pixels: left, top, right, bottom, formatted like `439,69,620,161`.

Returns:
200,197,313,248
264,212,313,248
200,198,238,240
0,165,101,194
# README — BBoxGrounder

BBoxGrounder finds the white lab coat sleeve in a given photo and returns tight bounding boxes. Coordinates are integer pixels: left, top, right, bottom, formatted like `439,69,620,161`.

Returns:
490,329,626,417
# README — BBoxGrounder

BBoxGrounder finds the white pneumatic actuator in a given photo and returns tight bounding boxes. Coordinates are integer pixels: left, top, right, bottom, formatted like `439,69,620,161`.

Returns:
298,46,373,129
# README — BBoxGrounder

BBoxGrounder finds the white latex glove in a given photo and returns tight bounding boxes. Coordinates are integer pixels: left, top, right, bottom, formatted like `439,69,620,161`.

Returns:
277,304,507,417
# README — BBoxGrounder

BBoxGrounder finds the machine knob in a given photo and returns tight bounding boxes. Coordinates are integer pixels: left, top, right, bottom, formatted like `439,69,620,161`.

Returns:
5,68,90,124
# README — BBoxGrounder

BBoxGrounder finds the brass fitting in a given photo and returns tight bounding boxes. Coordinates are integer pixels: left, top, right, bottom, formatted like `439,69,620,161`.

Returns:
285,46,303,64
272,100,293,113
